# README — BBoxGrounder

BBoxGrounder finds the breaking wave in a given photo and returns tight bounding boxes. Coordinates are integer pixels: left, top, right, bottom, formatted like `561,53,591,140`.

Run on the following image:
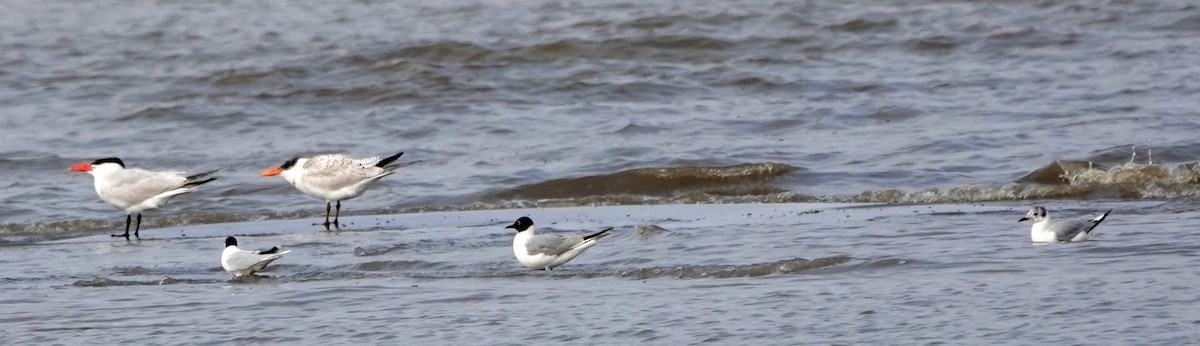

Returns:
10,160,1200,240
472,160,1200,208
477,163,810,207
847,161,1200,203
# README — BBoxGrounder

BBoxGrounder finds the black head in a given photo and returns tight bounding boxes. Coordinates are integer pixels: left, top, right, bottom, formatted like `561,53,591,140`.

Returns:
91,157,125,168
1018,206,1047,223
278,157,300,170
506,216,534,232
225,236,238,247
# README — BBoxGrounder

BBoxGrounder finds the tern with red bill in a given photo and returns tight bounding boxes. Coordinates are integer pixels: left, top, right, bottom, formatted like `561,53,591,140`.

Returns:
68,158,218,240
260,152,407,230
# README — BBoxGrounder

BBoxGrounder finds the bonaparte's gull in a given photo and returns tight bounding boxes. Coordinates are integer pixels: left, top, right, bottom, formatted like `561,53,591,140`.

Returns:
1019,206,1111,243
506,216,612,270
221,236,291,278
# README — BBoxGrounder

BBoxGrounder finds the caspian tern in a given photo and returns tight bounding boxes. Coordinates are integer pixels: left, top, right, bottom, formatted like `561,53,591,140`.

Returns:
260,152,406,230
1019,206,1111,243
221,236,291,279
506,217,612,270
68,158,218,240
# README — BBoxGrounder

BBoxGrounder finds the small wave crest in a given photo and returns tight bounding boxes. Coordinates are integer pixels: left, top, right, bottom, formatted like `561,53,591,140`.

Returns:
405,256,852,280
353,245,409,257
112,266,151,276
72,276,203,287
352,260,454,272
0,213,259,239
634,224,670,240
611,255,851,279
482,163,802,201
336,36,737,67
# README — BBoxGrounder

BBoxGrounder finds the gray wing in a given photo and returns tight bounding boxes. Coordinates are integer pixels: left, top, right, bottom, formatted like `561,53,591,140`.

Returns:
301,155,390,190
1045,219,1090,242
226,249,279,271
103,169,189,204
525,234,585,256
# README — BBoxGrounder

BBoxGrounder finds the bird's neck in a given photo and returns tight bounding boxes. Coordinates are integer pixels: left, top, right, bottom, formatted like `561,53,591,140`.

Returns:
514,229,534,241
1030,219,1051,233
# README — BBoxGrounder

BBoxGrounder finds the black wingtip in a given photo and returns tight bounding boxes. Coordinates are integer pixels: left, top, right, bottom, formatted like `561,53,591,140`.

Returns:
1084,210,1113,234
182,177,217,188
186,169,221,181
1093,209,1113,223
258,246,280,255
584,227,613,241
376,152,405,168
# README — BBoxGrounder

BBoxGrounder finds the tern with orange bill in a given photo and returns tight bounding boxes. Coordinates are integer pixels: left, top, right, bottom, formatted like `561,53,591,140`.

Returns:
67,158,218,240
260,152,407,230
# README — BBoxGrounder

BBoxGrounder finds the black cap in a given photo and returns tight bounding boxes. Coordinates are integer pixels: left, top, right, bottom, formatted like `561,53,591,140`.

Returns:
278,157,300,170
505,217,534,232
92,158,125,167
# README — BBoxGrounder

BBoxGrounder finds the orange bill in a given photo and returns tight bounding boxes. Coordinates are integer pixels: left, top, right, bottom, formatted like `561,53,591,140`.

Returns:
260,168,283,176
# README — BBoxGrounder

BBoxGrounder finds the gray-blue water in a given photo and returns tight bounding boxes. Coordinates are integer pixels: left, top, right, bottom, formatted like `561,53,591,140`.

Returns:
2,0,1200,343
5,202,1200,344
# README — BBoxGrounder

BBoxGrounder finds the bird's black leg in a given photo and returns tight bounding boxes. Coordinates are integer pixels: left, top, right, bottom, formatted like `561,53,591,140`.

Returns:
333,201,342,230
134,213,142,239
112,214,131,240
322,202,332,231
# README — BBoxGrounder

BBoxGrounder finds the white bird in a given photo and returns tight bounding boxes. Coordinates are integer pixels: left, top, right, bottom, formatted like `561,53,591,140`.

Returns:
506,217,612,270
221,236,291,279
260,152,407,230
1019,206,1111,243
68,158,218,240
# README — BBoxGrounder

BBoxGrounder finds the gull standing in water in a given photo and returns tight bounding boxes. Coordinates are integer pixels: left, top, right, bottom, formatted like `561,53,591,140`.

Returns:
68,158,218,240
506,216,612,270
221,236,291,279
1019,206,1111,243
261,152,406,230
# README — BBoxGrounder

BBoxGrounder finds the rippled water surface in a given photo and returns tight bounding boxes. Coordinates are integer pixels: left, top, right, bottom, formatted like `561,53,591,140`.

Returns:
2,0,1200,343
5,202,1200,344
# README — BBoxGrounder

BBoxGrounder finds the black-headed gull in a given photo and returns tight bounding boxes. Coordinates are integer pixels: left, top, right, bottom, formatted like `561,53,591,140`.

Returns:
1019,206,1111,243
260,152,407,230
506,216,612,270
221,236,291,279
68,158,218,240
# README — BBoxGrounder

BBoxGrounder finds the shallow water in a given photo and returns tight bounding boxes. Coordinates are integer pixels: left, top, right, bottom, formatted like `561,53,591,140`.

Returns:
5,202,1200,344
3,0,1200,344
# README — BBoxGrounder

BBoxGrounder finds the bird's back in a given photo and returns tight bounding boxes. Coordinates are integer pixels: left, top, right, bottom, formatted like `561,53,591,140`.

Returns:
294,155,391,199
222,247,288,275
1034,218,1096,243
94,168,189,210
